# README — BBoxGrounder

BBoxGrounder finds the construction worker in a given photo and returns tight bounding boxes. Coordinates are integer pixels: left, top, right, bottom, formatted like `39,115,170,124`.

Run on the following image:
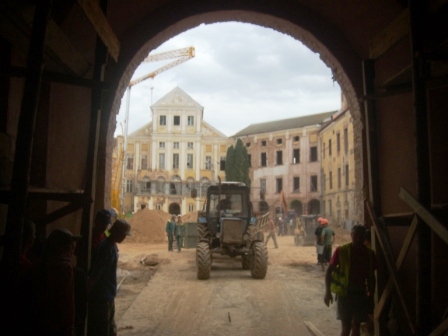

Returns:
324,224,377,336
175,215,185,252
166,215,176,252
320,218,335,266
315,217,324,265
265,217,278,248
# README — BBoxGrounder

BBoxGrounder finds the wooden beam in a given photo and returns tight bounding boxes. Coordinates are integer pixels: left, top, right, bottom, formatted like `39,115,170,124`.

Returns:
28,188,86,202
35,198,88,226
369,9,410,59
77,0,120,62
20,9,91,76
375,215,418,319
366,201,415,334
2,66,110,90
399,188,448,245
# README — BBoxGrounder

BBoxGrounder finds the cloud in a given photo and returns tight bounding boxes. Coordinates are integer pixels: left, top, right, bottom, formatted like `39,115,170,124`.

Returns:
116,22,341,137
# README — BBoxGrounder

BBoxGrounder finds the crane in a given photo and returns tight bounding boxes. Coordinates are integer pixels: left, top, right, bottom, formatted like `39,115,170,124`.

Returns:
115,46,195,217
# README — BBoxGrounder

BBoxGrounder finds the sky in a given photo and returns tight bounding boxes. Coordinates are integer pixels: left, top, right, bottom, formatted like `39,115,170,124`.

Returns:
114,22,341,137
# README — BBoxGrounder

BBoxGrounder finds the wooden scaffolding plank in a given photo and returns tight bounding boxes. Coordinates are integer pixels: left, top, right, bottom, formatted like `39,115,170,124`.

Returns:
374,215,418,319
77,0,120,62
369,9,409,59
366,201,415,334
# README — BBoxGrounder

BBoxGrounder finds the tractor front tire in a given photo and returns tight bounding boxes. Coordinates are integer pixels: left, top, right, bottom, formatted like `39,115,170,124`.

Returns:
242,254,250,270
196,242,211,280
250,242,268,279
198,223,211,241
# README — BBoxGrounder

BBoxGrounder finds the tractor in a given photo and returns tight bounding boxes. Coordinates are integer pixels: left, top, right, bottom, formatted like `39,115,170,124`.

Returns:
196,181,268,280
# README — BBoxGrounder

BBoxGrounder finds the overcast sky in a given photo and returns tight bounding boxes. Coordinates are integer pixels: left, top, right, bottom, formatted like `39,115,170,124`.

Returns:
115,22,341,137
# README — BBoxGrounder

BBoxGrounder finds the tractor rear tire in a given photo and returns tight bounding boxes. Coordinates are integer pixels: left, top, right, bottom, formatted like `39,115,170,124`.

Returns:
196,242,211,280
198,223,211,241
242,254,250,270
250,242,268,279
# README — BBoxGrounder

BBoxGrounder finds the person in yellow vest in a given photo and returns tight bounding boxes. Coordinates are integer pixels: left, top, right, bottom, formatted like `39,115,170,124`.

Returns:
324,224,377,336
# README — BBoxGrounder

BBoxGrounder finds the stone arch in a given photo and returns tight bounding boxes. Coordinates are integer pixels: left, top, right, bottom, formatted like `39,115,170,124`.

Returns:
308,199,320,215
290,200,303,216
104,2,364,222
168,203,181,215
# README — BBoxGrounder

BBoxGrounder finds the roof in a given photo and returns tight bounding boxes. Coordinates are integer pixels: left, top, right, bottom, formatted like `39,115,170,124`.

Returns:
232,111,337,137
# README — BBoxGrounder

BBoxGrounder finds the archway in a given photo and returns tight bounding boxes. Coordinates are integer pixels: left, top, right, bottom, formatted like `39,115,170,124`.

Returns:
290,200,303,216
168,203,181,215
106,2,364,223
308,199,320,215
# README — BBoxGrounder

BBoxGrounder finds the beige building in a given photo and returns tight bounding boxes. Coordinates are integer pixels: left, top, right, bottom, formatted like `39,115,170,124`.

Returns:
233,111,335,217
114,87,231,215
319,95,356,227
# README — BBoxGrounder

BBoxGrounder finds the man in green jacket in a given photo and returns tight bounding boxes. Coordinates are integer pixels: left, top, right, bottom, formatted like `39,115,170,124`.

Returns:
324,224,377,336
166,215,176,252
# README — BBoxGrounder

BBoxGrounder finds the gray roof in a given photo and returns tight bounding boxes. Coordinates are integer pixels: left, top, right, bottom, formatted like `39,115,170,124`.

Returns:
232,111,337,137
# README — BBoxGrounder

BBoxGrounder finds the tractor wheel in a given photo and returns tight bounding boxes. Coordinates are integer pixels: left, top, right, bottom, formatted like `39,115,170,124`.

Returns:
250,242,268,279
196,242,211,280
197,223,211,241
242,254,250,270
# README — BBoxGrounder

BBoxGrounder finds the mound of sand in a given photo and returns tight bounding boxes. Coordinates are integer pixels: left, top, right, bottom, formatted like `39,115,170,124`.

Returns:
126,209,171,243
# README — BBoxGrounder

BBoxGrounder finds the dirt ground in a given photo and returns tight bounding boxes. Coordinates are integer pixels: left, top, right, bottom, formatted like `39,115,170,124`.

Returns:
114,227,358,336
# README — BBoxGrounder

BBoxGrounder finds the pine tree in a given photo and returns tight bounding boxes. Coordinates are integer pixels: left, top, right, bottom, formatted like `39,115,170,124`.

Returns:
225,139,251,188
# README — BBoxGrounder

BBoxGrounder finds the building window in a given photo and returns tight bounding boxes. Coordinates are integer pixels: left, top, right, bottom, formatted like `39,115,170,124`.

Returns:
246,142,250,147
248,154,251,167
158,153,165,170
127,156,133,170
310,175,318,192
187,142,193,149
329,139,332,156
187,116,194,126
159,115,166,125
159,142,165,148
293,136,300,142
188,204,195,212
220,157,226,171
174,115,180,125
142,180,151,192
337,133,341,154
329,200,332,216
276,178,283,193
329,171,333,189
293,149,300,164
205,156,212,170
261,152,267,167
293,177,300,192
173,154,179,169
126,179,133,193
276,151,283,165
322,143,326,159
187,154,194,169
338,167,341,188
173,142,179,149
344,128,349,153
260,178,266,193
345,164,349,186
155,204,161,210
276,138,282,145
261,140,267,146
310,146,318,162
141,155,147,170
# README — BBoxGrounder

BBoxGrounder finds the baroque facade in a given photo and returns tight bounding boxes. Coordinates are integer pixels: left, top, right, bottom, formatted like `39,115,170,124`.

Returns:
114,87,231,215
232,111,336,217
319,95,356,227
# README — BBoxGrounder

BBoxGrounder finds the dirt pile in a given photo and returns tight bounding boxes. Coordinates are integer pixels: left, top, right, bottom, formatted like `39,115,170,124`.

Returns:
126,209,171,243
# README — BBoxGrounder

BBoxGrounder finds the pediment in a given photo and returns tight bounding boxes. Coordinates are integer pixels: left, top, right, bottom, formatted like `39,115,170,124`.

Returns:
152,87,203,109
